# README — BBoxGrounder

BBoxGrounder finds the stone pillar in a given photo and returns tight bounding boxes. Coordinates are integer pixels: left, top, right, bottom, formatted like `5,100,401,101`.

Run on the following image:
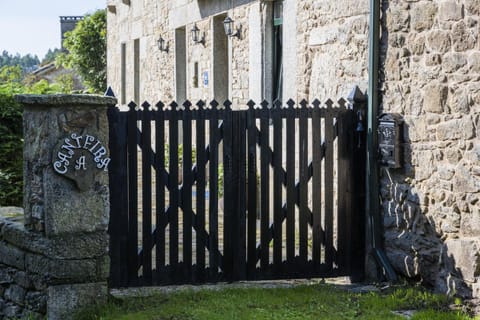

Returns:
13,94,117,319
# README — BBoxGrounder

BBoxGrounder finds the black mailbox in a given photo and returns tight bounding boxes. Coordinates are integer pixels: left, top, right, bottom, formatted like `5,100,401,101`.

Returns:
378,113,403,168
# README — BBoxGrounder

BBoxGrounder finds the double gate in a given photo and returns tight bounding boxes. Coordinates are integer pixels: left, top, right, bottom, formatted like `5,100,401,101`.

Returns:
108,97,366,288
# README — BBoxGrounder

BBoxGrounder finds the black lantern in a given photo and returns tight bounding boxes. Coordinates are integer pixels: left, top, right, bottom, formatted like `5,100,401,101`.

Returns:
191,23,204,44
223,16,240,38
157,36,168,52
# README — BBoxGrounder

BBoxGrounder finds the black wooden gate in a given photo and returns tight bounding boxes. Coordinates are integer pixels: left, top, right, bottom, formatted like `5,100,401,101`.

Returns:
108,97,366,288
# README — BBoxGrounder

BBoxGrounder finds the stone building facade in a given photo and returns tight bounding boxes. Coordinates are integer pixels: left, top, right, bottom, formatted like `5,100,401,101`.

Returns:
106,0,479,299
106,0,369,106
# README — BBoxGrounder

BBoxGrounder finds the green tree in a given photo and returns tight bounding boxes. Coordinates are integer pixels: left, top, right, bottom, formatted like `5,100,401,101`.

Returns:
0,65,69,206
41,48,62,65
0,66,24,206
0,50,39,72
57,10,106,93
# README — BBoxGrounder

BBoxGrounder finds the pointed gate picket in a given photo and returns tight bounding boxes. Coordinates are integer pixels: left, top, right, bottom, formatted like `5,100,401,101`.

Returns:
108,97,366,288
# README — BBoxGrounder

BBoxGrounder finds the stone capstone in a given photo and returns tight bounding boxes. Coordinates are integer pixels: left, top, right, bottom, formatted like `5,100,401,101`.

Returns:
15,94,117,108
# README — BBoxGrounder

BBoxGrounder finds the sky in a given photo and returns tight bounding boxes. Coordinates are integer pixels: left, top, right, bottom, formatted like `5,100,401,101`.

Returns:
0,0,106,60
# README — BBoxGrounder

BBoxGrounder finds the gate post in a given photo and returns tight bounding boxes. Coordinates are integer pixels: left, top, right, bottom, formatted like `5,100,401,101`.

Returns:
6,94,116,319
347,87,367,282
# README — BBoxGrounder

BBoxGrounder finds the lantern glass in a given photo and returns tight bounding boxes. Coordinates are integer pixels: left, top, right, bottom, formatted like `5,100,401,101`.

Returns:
223,16,234,36
191,23,200,43
157,37,165,51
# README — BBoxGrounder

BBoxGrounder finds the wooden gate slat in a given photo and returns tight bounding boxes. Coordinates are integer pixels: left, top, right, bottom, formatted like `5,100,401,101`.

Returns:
154,103,166,284
299,100,309,263
247,102,257,278
127,102,139,285
208,101,220,280
169,102,179,281
182,101,193,281
285,100,296,263
196,101,206,282
336,103,350,274
223,102,234,280
324,101,335,271
259,102,270,270
311,100,323,266
239,111,247,280
141,105,153,283
272,102,283,270
232,111,247,280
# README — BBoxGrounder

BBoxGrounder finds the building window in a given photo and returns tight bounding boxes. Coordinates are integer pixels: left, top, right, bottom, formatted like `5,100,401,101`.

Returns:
120,43,126,105
175,27,187,103
133,39,140,103
193,62,199,88
272,1,283,103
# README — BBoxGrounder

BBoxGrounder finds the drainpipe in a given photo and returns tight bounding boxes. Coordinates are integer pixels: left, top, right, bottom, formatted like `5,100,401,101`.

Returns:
367,0,397,281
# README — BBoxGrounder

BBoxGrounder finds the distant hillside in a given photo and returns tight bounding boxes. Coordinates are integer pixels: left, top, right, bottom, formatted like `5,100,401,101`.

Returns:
0,50,40,73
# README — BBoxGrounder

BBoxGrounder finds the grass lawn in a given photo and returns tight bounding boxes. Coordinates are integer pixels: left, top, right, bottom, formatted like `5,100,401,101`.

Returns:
74,284,477,320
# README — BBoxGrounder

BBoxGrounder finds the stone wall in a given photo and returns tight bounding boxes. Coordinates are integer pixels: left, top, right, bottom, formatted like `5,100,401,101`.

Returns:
0,209,108,319
0,94,116,319
381,0,480,298
296,1,369,101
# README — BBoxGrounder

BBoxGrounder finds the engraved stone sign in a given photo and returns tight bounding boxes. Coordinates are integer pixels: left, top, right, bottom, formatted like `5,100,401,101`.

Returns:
52,133,111,191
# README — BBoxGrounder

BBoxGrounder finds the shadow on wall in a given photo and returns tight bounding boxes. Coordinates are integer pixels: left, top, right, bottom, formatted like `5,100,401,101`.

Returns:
378,0,479,299
380,121,475,299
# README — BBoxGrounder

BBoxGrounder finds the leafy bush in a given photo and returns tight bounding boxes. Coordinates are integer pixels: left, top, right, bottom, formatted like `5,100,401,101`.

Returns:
0,65,73,206
0,67,24,206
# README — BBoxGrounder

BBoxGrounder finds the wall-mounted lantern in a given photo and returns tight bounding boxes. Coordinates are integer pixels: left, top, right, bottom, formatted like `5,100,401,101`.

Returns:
223,16,241,38
157,36,168,52
191,23,205,45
